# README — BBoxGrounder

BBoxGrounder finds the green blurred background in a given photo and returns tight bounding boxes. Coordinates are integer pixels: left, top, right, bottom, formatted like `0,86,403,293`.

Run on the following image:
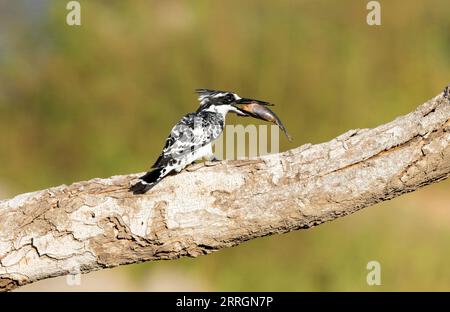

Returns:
1,0,450,291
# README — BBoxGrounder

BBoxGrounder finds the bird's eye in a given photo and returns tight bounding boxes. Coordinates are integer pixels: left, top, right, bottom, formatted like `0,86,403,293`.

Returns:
224,94,235,104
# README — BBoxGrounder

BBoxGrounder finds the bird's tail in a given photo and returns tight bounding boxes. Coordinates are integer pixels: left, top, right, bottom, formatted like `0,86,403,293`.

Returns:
129,168,164,194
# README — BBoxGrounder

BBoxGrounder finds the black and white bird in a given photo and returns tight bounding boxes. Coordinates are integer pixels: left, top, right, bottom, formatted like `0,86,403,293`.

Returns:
130,89,270,194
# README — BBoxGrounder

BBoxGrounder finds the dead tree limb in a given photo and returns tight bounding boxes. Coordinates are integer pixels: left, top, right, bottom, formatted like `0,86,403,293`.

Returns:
1,87,450,291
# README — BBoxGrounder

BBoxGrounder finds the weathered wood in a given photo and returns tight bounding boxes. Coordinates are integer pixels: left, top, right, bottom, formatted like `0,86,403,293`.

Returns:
1,87,449,291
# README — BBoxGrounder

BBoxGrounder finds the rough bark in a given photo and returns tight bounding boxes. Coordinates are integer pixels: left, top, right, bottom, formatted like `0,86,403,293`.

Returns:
1,87,450,292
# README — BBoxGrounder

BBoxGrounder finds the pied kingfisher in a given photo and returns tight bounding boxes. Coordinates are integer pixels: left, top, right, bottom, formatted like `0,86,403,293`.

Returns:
130,89,270,194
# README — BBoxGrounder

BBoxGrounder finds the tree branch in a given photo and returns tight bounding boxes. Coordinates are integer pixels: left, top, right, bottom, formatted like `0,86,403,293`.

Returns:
1,87,450,291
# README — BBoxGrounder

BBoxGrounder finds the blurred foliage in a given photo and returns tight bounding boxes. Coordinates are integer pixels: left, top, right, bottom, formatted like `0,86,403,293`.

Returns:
1,0,450,291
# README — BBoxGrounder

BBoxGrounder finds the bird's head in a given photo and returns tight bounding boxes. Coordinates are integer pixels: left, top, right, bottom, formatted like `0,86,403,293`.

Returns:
195,89,271,116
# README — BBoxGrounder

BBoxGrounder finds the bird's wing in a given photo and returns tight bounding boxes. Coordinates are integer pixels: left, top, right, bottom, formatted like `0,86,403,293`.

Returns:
151,113,221,169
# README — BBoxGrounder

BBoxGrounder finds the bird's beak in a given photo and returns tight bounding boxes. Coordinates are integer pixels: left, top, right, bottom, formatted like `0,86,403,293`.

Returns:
236,98,273,106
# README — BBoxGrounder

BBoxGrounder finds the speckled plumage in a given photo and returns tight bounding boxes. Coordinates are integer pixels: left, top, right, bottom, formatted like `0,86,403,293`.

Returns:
151,110,224,171
130,89,243,194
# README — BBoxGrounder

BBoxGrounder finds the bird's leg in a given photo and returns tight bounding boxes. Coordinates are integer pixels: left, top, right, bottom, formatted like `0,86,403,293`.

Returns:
205,146,220,166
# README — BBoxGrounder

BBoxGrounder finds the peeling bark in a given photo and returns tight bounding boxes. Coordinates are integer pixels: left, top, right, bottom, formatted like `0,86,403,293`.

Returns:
1,87,450,291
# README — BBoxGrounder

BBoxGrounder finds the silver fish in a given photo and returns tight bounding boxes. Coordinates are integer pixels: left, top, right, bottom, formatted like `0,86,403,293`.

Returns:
237,102,293,141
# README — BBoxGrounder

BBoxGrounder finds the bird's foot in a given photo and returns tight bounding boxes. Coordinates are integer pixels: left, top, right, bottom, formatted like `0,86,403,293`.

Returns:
209,155,220,162
204,155,221,166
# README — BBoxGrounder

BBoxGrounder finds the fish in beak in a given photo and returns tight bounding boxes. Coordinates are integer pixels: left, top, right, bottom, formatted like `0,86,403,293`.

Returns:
232,97,272,116
233,99,293,141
